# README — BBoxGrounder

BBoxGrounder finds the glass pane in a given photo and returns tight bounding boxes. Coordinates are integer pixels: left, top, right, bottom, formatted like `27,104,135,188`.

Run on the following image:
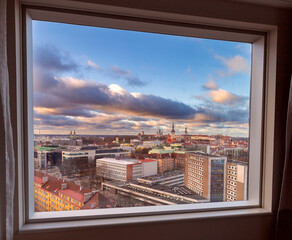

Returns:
32,20,251,212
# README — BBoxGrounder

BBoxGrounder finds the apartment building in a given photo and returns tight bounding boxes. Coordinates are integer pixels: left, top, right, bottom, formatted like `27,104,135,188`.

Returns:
157,158,175,173
34,171,115,212
226,160,248,201
185,153,227,202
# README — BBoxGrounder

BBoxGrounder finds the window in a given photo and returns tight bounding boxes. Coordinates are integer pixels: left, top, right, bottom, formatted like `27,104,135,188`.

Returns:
19,2,276,229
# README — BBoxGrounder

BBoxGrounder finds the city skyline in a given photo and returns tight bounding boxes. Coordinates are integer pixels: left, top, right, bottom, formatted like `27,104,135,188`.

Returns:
33,20,251,137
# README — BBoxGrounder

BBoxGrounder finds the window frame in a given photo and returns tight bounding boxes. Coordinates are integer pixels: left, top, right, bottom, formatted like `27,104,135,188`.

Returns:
16,0,277,232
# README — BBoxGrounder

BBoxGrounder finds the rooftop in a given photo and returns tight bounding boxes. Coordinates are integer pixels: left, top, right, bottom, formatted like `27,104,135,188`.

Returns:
96,158,139,165
34,171,115,209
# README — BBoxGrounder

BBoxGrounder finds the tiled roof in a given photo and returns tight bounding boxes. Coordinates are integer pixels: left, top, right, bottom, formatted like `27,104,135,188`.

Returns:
34,170,91,203
59,189,85,202
140,159,157,163
34,170,115,209
82,192,116,209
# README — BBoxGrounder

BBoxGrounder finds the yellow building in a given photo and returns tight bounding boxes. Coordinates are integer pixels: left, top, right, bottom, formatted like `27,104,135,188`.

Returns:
34,171,116,212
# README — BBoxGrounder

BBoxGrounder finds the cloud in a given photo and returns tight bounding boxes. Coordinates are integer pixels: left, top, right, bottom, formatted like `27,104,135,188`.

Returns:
208,88,238,104
34,107,97,118
33,61,197,120
34,114,81,127
33,44,249,135
203,77,219,90
110,66,146,87
215,54,249,76
34,44,77,72
87,60,102,70
34,72,249,128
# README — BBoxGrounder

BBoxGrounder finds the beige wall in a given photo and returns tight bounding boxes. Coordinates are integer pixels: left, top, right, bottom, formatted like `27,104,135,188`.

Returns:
5,0,292,239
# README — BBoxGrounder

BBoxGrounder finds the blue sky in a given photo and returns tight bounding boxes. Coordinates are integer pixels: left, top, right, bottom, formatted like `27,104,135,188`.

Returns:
32,20,251,137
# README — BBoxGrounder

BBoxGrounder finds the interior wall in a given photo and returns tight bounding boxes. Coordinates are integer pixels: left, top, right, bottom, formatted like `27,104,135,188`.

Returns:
5,0,292,240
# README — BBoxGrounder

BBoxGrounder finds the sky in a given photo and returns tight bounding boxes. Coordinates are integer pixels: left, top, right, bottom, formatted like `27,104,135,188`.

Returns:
32,20,251,137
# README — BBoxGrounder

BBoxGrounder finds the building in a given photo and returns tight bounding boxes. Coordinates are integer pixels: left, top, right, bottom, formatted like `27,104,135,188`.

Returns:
34,146,62,169
53,138,83,146
61,148,132,175
148,148,174,157
170,123,175,139
173,150,198,170
94,148,132,159
223,147,248,160
142,141,162,148
62,150,93,175
34,170,116,212
157,158,175,173
139,159,158,177
102,181,209,206
96,158,143,181
226,160,248,202
185,153,227,202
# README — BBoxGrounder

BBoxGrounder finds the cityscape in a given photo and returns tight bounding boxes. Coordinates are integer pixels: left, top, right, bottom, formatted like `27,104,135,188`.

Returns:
32,20,250,212
34,127,248,211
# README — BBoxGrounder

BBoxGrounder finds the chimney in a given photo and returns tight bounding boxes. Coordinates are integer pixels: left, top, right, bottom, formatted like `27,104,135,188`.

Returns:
61,182,67,190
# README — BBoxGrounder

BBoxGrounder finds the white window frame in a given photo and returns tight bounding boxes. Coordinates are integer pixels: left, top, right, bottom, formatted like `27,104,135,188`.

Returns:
16,0,277,232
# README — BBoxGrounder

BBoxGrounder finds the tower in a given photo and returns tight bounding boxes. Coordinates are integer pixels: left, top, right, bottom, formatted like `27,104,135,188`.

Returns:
185,127,188,135
171,123,175,139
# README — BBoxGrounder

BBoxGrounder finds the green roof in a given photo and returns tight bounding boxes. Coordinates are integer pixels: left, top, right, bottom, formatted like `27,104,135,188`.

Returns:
35,146,59,151
174,150,201,154
149,149,174,154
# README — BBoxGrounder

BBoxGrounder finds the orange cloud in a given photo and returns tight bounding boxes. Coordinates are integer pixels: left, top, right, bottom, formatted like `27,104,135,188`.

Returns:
208,88,238,104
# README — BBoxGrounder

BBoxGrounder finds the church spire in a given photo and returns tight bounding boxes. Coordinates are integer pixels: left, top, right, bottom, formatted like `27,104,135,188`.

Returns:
171,123,175,133
171,123,175,139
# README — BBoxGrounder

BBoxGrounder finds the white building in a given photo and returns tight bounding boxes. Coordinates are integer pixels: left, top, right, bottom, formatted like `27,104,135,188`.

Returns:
96,158,142,181
139,159,157,177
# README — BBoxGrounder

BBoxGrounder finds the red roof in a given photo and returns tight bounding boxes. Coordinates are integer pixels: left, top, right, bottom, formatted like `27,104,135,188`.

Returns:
59,189,85,202
34,170,91,203
139,159,157,163
34,170,115,209
82,192,116,209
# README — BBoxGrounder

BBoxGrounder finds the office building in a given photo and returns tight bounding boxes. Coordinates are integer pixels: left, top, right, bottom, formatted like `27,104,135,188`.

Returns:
185,153,227,202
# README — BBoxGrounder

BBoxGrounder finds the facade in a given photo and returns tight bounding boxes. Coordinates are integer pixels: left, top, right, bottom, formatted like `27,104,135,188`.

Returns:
62,150,92,175
34,147,62,169
94,148,131,159
223,147,247,159
157,158,175,173
61,148,132,175
96,158,143,181
226,160,248,201
173,150,199,170
140,159,158,177
185,153,227,202
34,171,115,212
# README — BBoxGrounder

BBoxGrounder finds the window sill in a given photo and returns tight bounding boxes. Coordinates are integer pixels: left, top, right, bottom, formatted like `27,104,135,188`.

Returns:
19,208,272,234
